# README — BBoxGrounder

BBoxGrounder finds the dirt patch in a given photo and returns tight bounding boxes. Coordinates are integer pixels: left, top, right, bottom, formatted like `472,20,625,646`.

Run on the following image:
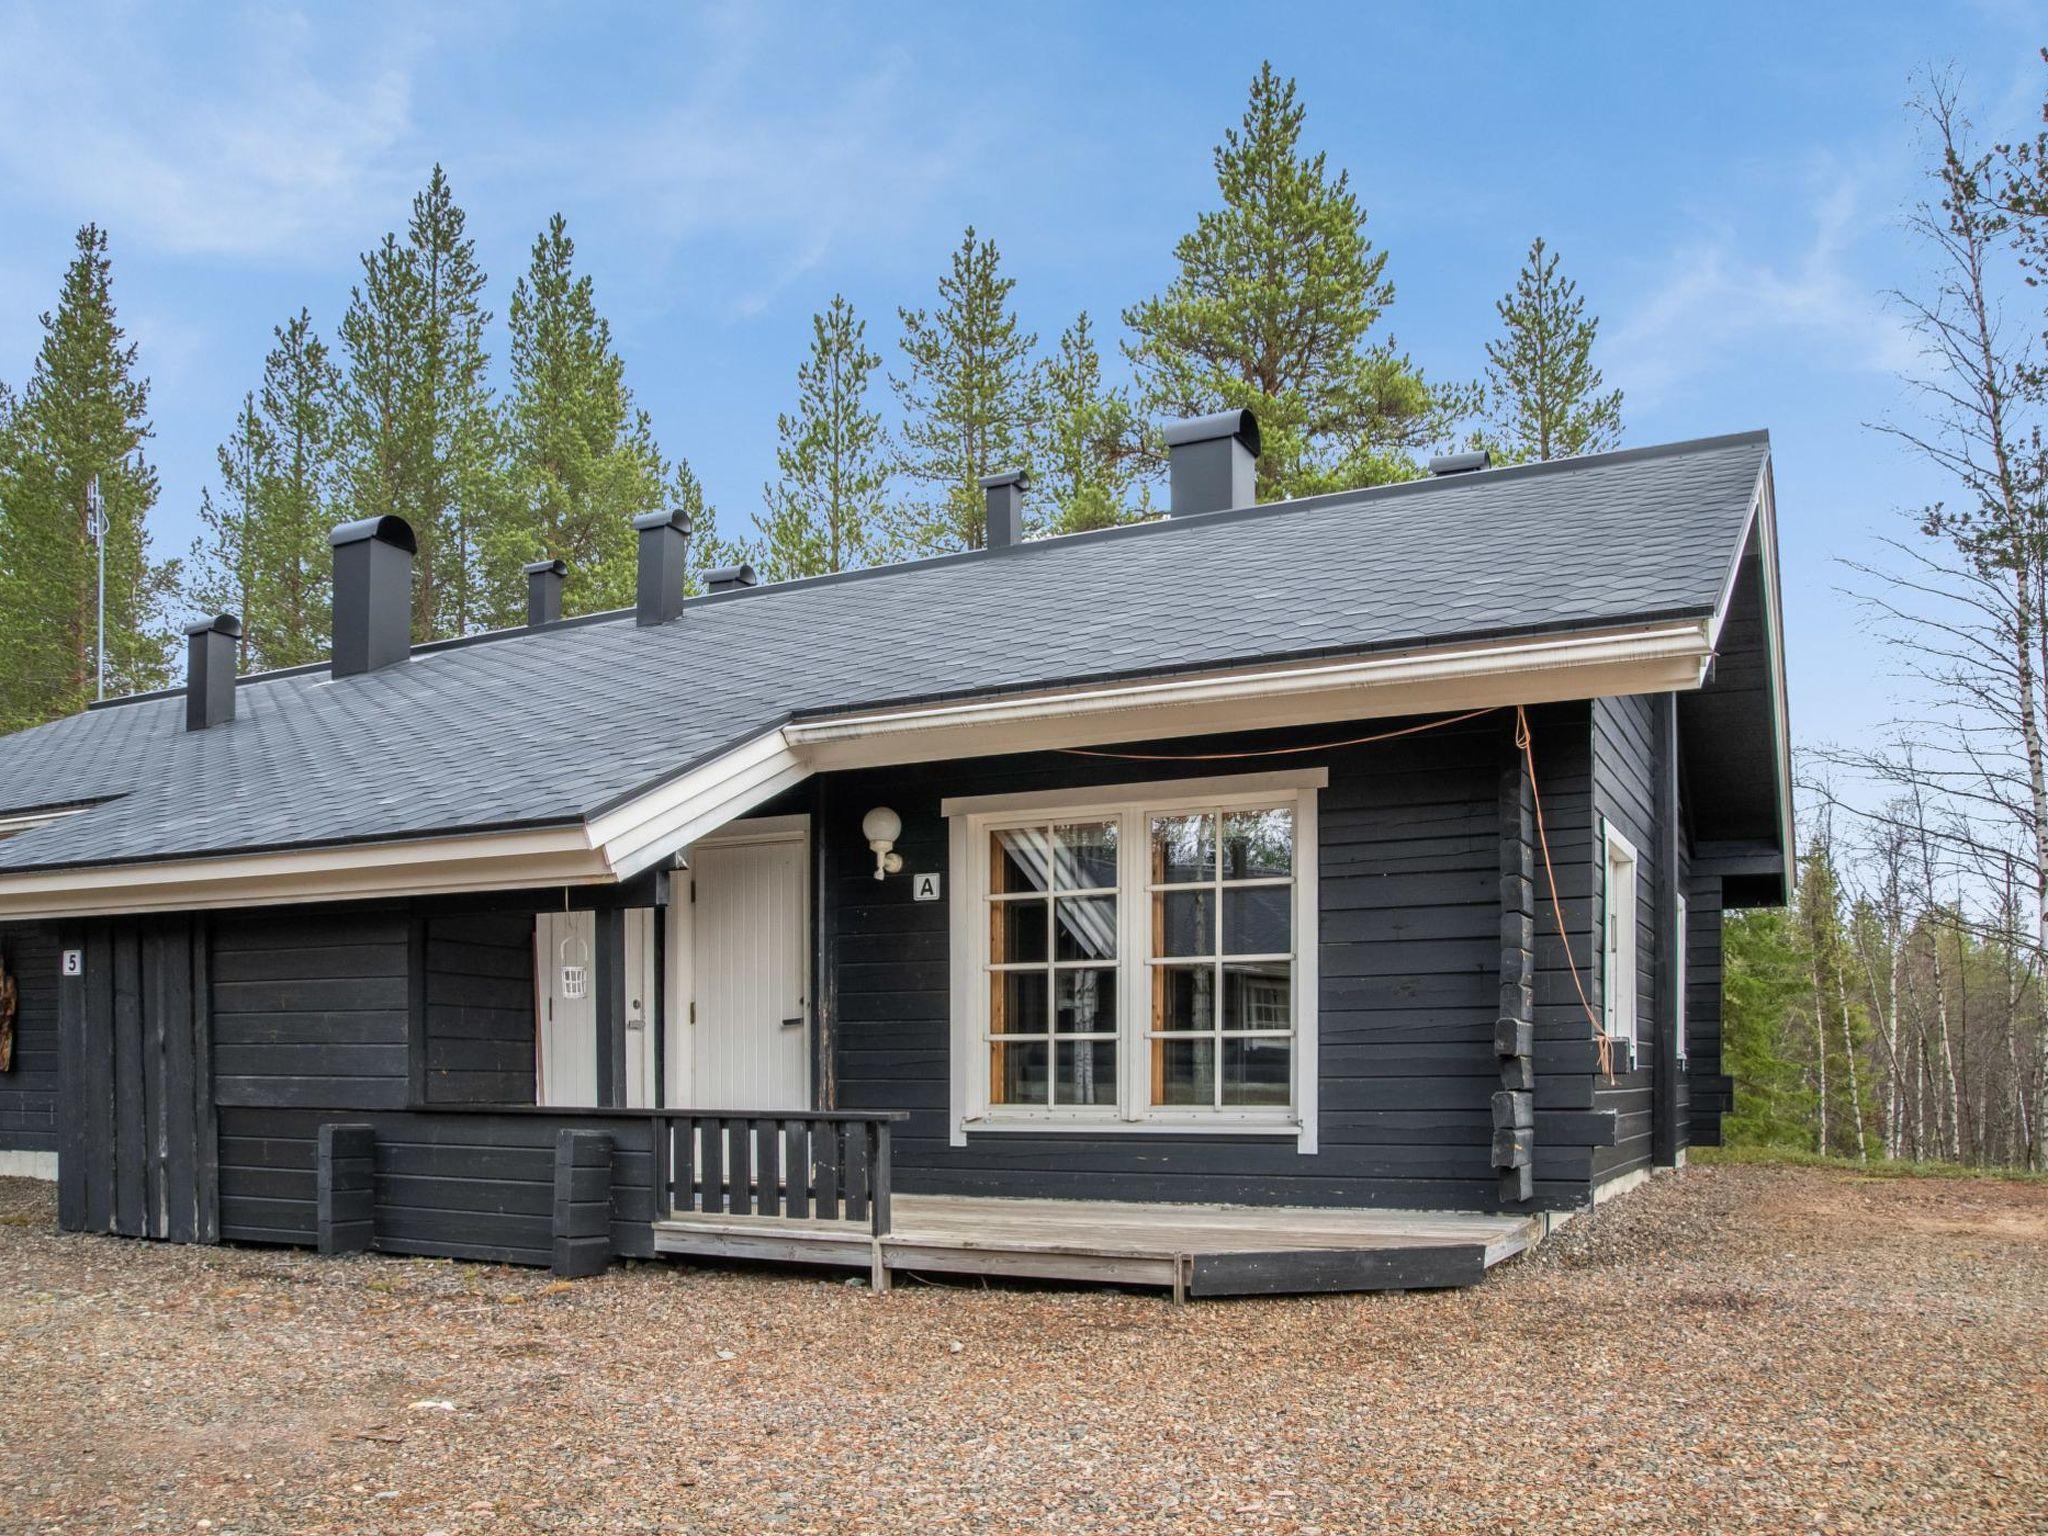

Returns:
2,1163,2043,1534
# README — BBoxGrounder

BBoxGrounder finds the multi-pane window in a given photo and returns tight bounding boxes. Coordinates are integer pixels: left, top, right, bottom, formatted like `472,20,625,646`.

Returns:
1147,809,1294,1108
1602,825,1639,1056
986,820,1120,1108
963,776,1317,1133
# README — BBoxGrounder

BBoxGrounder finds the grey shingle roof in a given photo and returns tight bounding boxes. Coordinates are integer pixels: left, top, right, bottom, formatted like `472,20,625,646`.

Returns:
0,431,1768,874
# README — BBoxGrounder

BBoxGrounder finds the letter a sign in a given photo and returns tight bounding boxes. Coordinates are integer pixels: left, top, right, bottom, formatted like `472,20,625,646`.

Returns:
912,872,942,903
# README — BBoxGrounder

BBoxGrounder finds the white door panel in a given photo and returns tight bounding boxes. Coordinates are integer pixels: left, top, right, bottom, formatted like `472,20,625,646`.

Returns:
673,829,810,1111
536,911,597,1107
536,909,657,1108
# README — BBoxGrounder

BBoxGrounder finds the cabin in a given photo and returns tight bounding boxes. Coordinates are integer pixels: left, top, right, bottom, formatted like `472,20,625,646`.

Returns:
0,415,1788,1297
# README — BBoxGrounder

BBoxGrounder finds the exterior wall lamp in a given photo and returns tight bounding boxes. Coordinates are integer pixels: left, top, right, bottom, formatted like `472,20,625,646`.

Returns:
861,806,904,881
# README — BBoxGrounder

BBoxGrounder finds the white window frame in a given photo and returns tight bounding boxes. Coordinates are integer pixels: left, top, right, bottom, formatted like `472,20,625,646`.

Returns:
1602,822,1640,1066
1674,891,1689,1064
943,768,1323,1152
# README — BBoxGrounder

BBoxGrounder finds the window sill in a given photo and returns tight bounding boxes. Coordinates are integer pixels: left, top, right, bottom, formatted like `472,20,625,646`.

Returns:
960,1116,1303,1139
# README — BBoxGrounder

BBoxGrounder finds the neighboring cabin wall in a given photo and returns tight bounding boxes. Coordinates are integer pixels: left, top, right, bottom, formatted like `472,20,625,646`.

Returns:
823,703,1619,1214
0,924,61,1171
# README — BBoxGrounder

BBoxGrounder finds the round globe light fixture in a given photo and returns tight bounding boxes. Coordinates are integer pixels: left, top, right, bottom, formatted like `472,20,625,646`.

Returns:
861,806,905,881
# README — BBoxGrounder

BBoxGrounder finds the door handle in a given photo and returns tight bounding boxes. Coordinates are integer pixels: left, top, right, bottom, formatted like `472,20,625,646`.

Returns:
780,1016,805,1029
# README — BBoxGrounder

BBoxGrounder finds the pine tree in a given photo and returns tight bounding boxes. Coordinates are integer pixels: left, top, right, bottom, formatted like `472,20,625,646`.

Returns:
190,393,271,668
337,166,497,642
760,295,889,579
1123,63,1467,501
250,312,342,667
189,311,343,670
0,225,176,730
488,214,664,623
1482,237,1623,463
891,228,1036,552
1029,313,1149,534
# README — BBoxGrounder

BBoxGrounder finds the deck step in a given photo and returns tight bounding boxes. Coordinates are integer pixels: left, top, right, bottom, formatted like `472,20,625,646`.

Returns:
650,1195,1544,1298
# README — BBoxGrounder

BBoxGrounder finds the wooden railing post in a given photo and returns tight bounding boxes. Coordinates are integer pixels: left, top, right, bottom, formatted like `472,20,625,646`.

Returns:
551,1129,614,1278
316,1123,375,1255
867,1120,892,1237
651,1114,673,1219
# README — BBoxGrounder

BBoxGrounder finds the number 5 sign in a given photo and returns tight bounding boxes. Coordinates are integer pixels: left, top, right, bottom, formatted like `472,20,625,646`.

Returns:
61,949,83,977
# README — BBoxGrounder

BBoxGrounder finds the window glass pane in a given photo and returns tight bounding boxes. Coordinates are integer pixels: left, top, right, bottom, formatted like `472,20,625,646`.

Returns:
1054,895,1117,961
1152,963,1214,1033
1223,962,1292,1031
1153,1036,1214,1107
1222,808,1293,879
1154,889,1213,958
1222,1036,1291,1106
991,898,1048,965
1221,885,1291,956
990,970,1049,1035
1150,813,1215,884
1055,968,1117,1034
991,1040,1049,1105
1054,820,1118,891
993,826,1053,894
1056,1040,1117,1106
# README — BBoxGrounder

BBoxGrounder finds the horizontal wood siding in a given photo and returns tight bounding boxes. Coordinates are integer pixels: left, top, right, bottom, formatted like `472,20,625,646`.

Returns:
826,705,1601,1213
1588,694,1661,1185
0,925,60,1153
217,1107,655,1263
1686,874,1728,1142
422,913,536,1105
211,911,411,1110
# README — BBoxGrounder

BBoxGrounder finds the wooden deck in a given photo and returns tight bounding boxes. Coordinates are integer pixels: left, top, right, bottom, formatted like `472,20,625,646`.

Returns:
651,1193,1545,1299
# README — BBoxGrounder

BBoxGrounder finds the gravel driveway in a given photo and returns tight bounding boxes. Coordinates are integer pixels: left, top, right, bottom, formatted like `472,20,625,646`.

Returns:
1,1161,2041,1534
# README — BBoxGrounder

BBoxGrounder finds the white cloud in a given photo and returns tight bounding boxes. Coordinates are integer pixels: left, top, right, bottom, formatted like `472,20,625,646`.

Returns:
0,4,425,260
1604,167,1919,409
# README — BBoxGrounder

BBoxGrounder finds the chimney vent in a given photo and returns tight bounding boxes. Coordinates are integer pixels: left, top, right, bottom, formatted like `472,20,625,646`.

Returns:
1427,450,1492,477
524,558,567,627
979,469,1030,549
705,563,758,595
1163,410,1260,516
329,516,416,677
633,507,692,626
184,613,241,731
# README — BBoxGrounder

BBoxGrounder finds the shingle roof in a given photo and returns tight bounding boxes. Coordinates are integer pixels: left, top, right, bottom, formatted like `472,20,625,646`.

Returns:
0,430,1769,874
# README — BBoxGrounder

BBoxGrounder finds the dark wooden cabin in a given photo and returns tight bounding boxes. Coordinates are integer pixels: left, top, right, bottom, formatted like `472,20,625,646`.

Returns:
0,418,1788,1296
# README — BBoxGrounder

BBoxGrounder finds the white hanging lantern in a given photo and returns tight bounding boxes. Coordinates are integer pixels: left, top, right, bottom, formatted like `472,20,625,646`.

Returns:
559,934,590,999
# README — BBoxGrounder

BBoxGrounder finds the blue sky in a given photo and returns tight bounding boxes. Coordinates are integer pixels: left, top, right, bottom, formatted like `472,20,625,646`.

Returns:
0,1,2043,755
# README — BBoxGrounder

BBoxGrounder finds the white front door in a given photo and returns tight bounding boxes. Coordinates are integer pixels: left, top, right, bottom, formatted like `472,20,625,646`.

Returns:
536,909,657,1108
669,818,811,1111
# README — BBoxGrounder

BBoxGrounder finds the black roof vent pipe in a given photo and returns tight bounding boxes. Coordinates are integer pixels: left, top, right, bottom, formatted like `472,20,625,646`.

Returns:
980,469,1030,549
1163,410,1260,516
329,516,416,678
184,613,241,731
1428,449,1492,476
705,563,759,595
524,558,567,627
634,507,692,626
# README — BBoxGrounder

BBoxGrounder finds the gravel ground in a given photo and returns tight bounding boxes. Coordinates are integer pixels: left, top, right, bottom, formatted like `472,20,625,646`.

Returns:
0,1163,2041,1535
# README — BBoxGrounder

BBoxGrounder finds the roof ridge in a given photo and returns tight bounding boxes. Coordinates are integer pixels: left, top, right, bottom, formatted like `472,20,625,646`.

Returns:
86,427,1770,713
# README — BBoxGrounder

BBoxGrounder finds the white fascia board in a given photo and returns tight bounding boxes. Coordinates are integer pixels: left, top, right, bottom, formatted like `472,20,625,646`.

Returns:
0,824,610,921
588,727,808,880
785,620,1713,771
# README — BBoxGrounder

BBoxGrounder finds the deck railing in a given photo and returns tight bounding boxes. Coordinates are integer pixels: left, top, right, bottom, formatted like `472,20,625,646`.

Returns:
652,1111,902,1237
